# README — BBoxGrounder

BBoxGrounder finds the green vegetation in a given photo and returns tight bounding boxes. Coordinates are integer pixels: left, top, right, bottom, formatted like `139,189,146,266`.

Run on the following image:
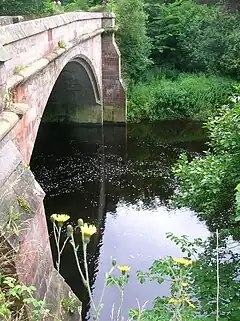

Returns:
107,0,240,122
52,215,240,321
0,274,49,320
173,87,240,229
145,0,240,77
0,0,53,15
0,237,50,321
57,40,66,49
128,71,234,122
107,0,151,80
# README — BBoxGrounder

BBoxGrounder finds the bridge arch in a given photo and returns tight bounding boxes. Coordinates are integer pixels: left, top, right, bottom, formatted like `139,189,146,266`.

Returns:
42,54,102,124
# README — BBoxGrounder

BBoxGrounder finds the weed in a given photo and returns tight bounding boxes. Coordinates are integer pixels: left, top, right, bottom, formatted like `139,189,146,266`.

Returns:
6,206,23,235
57,40,66,49
17,197,31,213
61,297,78,314
14,66,25,74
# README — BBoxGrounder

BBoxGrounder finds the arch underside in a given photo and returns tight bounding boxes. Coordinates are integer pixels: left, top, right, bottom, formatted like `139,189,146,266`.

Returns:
42,57,102,124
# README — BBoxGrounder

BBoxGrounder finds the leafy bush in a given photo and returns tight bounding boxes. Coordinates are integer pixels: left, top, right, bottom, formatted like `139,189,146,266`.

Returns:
173,87,240,227
107,0,151,81
128,72,234,122
145,0,240,77
64,0,89,11
0,0,53,15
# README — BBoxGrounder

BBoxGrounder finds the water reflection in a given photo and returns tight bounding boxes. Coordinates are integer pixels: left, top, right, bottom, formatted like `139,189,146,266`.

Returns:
30,121,209,320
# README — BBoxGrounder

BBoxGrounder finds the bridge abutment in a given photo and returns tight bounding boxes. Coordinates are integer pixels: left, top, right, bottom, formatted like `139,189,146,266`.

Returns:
102,14,126,123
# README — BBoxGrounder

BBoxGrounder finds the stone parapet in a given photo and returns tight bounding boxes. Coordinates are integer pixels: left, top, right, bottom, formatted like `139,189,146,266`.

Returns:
0,16,24,26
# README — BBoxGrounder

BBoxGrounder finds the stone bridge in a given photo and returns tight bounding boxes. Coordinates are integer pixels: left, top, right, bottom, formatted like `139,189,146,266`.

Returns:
0,12,126,320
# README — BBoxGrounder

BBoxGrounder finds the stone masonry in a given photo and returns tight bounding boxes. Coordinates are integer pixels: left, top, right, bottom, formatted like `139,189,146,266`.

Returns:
0,12,126,320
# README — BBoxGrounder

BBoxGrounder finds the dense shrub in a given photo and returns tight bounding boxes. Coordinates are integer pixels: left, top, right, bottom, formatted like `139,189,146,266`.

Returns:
64,0,89,11
107,0,151,81
145,0,240,77
173,87,240,227
0,0,53,15
128,72,234,122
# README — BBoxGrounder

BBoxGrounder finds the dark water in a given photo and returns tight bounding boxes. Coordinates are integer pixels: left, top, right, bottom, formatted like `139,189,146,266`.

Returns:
30,121,209,320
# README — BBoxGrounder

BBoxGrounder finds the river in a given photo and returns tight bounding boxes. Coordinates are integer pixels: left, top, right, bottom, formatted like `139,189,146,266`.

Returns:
30,120,210,320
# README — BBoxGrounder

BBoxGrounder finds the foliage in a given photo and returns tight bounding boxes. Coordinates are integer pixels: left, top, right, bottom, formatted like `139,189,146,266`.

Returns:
129,233,204,321
128,71,234,122
0,274,49,320
107,0,151,81
61,297,79,314
57,40,66,49
192,236,240,321
6,206,23,235
145,0,240,78
130,232,240,321
64,0,89,11
172,87,240,229
0,0,54,15
235,184,240,221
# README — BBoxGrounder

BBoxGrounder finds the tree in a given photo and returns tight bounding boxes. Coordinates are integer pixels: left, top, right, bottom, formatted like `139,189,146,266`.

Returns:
108,0,151,81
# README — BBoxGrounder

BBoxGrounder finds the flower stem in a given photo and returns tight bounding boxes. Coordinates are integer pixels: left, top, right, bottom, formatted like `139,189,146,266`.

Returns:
53,223,61,272
95,266,115,316
119,285,124,321
216,229,220,321
57,225,62,272
83,242,97,317
60,236,70,255
70,234,86,283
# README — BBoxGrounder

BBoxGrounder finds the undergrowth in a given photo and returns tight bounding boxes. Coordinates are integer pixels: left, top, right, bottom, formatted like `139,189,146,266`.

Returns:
128,70,235,122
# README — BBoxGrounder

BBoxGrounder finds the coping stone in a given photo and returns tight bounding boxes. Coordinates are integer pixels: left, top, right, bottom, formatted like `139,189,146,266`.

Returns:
0,140,22,188
0,111,18,141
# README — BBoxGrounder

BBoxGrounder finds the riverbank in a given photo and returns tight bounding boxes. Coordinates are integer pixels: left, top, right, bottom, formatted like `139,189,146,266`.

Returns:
127,69,235,122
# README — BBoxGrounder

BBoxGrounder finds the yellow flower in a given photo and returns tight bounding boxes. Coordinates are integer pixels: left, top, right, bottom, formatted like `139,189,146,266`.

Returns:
118,265,131,275
172,258,193,265
81,223,97,238
51,214,70,223
168,297,196,309
181,282,189,287
185,299,196,309
168,298,182,304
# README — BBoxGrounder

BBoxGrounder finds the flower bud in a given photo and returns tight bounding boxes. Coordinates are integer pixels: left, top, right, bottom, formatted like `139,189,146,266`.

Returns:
112,259,117,266
67,224,73,236
78,218,84,228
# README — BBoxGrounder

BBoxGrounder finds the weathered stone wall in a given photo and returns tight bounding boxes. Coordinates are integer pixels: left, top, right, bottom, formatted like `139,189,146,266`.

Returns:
0,110,82,320
0,12,126,319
